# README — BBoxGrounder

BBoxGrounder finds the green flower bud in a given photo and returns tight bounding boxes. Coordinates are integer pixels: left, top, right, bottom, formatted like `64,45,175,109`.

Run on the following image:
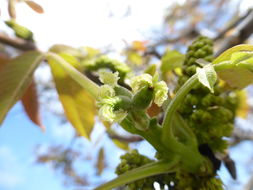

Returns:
97,85,128,122
98,70,119,86
130,74,153,93
154,81,168,107
98,100,127,122
132,86,154,109
98,85,115,100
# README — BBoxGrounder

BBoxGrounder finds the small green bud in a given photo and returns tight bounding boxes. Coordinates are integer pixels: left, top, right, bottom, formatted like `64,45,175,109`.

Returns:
130,74,153,93
132,86,154,109
154,81,168,107
98,101,127,122
98,85,115,100
98,70,119,86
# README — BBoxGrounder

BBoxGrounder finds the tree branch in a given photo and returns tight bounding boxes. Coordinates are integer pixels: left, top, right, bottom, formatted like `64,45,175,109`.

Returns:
0,33,36,51
215,9,253,56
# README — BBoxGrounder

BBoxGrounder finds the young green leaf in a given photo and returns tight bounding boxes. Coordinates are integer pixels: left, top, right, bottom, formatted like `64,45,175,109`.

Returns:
161,49,185,73
213,45,253,89
196,64,217,93
0,51,44,125
48,52,96,139
213,44,253,64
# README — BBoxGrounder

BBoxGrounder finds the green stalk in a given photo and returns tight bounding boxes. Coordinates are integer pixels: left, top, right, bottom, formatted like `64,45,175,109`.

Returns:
172,113,197,147
94,159,179,190
162,74,198,143
46,52,100,99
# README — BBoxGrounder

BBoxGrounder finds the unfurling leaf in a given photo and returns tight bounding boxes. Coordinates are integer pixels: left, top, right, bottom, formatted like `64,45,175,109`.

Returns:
213,45,253,89
21,79,44,130
96,148,105,175
0,51,44,125
48,52,96,139
196,64,217,93
24,0,44,14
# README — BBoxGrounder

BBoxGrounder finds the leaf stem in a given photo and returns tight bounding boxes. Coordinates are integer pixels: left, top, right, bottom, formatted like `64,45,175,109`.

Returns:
46,52,100,99
94,159,179,190
162,74,198,143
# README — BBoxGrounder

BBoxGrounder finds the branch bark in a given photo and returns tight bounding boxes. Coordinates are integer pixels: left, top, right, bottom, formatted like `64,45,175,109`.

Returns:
0,33,36,51
215,9,253,56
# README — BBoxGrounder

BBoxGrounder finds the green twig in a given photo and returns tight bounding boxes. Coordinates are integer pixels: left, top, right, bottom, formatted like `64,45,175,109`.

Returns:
162,74,198,143
95,159,179,190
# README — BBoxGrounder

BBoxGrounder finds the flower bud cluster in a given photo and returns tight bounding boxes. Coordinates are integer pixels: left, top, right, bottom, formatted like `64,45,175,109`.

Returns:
97,71,128,122
130,73,168,107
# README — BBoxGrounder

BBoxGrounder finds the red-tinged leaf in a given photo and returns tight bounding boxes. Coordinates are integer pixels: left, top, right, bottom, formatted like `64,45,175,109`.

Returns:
21,79,45,131
0,51,44,125
25,0,44,14
0,53,10,71
96,148,105,175
147,102,161,117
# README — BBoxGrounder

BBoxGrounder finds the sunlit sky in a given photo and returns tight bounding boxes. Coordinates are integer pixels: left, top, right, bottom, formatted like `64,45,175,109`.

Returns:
1,0,253,190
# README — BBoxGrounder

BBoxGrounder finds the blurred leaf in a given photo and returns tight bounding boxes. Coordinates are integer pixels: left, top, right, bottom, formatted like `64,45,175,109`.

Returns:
144,64,156,76
112,139,129,151
0,53,9,71
24,0,44,14
236,90,249,119
213,45,253,89
50,44,82,57
213,45,253,65
102,121,111,129
196,64,217,93
132,41,147,51
48,52,96,139
8,0,16,19
161,49,184,73
21,79,44,130
0,51,44,125
96,148,105,175
127,51,143,65
80,46,101,59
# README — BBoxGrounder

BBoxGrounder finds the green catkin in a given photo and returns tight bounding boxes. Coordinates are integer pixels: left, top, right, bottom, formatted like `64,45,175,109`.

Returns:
85,56,131,83
177,36,238,152
115,150,156,189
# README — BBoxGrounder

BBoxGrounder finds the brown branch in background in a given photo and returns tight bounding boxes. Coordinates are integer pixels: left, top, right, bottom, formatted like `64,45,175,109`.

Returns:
0,33,36,51
230,127,253,146
214,9,253,41
215,9,253,56
150,27,199,48
107,132,143,143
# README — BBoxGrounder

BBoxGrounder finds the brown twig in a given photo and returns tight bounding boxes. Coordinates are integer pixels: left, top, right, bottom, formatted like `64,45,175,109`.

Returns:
215,9,253,56
107,132,143,143
0,33,36,51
